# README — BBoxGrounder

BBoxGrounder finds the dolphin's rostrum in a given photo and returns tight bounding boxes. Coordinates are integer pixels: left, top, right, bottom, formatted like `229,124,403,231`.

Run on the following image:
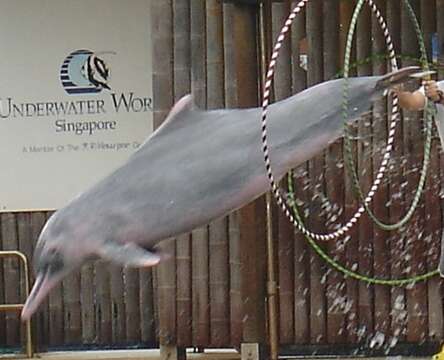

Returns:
21,67,421,320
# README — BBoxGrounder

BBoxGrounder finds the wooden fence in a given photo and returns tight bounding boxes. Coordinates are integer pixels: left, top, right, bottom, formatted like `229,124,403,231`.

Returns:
1,0,444,355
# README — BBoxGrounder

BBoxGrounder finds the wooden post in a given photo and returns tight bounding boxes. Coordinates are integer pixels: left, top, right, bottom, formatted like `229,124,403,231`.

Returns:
338,0,360,344
152,2,184,358
323,0,347,345
207,0,231,348
259,2,279,359
371,0,390,342
356,3,375,342
223,2,244,348
173,0,192,349
232,3,267,359
271,0,292,349
306,0,327,345
110,265,126,343
30,212,48,351
290,0,309,346
190,0,210,349
401,0,428,344
386,0,407,343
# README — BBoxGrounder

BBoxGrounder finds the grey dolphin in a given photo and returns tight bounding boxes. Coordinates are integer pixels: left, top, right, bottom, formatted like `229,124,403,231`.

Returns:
21,67,420,320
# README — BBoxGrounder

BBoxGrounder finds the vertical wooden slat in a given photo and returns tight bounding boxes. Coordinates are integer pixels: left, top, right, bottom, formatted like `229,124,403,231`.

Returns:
173,0,192,349
206,0,230,348
110,266,126,343
191,227,209,348
47,211,64,346
43,212,63,347
191,0,207,110
356,4,375,344
63,266,81,344
338,0,360,344
140,267,156,345
208,214,229,347
271,0,294,346
371,0,391,343
223,2,242,347
339,0,355,72
17,213,32,266
401,0,428,343
16,213,31,347
152,0,174,130
95,260,112,345
138,1,159,346
228,212,242,348
2,213,20,346
421,1,442,343
191,225,209,347
224,2,238,108
386,0,407,344
125,267,140,343
29,212,48,351
306,0,327,344
80,262,95,344
190,0,209,347
173,0,191,101
152,0,176,347
176,233,192,347
323,0,347,345
157,235,177,346
290,0,309,345
233,2,267,348
415,0,436,344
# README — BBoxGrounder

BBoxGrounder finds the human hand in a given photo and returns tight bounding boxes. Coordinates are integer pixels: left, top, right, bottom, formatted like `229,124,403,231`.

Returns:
423,80,443,103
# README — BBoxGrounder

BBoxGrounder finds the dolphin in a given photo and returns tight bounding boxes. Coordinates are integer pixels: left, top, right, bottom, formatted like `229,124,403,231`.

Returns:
21,66,421,320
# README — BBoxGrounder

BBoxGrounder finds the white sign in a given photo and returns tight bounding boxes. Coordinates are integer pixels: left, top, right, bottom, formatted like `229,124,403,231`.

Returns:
0,0,153,212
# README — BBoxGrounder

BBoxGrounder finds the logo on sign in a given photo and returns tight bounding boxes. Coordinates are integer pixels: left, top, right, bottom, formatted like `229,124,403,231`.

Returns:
60,50,112,95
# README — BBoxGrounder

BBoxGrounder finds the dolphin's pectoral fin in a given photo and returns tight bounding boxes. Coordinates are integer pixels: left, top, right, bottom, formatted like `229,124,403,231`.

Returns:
98,241,162,268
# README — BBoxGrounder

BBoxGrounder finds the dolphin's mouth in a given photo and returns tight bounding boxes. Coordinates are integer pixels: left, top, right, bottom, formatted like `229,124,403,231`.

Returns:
21,268,51,321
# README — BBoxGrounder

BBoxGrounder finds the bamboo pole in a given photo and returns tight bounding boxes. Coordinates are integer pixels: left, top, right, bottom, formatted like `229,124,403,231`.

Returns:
259,1,278,359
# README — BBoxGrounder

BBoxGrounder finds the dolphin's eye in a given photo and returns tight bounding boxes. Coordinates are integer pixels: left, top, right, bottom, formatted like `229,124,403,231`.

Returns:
35,259,48,274
35,249,64,275
48,252,64,275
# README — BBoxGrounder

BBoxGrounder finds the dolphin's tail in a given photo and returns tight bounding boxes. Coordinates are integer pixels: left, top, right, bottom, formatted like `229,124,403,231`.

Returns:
374,66,423,91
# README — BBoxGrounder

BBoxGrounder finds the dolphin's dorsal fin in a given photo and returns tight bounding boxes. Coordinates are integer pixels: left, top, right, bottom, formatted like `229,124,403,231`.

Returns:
98,241,162,267
152,94,197,138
